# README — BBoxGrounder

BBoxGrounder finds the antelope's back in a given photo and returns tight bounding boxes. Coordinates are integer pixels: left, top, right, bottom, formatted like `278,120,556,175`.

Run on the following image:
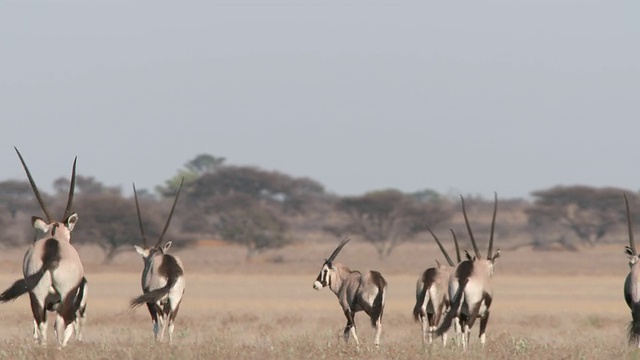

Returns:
23,236,84,293
358,270,386,303
145,253,185,291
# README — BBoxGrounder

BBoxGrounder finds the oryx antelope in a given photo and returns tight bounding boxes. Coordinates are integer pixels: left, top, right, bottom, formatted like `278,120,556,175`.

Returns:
313,237,387,346
435,193,500,350
623,193,640,347
0,147,85,348
130,180,185,343
413,227,461,347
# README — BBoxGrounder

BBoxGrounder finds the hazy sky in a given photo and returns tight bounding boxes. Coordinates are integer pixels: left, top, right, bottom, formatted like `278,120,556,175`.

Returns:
1,1,638,199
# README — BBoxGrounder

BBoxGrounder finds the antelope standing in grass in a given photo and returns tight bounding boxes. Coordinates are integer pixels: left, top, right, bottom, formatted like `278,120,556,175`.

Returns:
435,193,500,350
623,193,640,347
413,227,461,347
0,147,85,348
313,237,387,347
130,180,185,343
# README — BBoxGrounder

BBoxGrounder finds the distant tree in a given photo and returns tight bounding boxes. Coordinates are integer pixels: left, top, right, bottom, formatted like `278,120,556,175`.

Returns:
0,180,36,218
182,166,319,259
186,165,318,214
332,189,453,259
185,154,225,174
54,175,121,196
409,188,443,204
526,185,638,248
156,153,225,197
72,194,163,263
215,197,290,260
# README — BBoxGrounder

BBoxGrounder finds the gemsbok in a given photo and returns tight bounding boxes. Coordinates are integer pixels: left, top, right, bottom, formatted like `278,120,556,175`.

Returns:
413,227,462,347
0,147,85,348
313,237,387,347
435,193,500,350
623,193,640,347
130,180,185,344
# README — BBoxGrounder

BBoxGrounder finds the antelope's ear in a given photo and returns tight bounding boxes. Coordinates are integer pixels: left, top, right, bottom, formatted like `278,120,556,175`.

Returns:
464,249,473,261
32,216,50,233
134,245,147,256
491,249,501,262
65,213,79,231
163,241,172,252
626,246,636,259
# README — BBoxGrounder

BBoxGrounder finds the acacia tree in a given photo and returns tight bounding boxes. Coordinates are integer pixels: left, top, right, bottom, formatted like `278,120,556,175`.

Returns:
183,165,318,259
332,189,453,259
156,153,226,197
0,180,36,218
72,191,167,263
54,175,121,196
526,185,639,248
214,194,290,260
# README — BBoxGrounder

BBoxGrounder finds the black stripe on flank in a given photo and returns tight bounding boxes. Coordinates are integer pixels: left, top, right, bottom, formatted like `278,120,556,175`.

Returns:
75,277,88,311
455,260,474,283
158,254,184,279
42,238,61,271
413,268,437,322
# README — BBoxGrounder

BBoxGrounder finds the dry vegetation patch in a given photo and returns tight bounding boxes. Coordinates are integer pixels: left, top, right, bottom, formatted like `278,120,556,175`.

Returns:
0,242,637,359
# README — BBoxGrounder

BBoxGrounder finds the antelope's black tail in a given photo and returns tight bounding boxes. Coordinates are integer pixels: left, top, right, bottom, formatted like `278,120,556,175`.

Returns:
0,239,60,303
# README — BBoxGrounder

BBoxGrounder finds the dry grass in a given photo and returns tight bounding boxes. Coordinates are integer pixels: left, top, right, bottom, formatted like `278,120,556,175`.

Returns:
0,242,639,359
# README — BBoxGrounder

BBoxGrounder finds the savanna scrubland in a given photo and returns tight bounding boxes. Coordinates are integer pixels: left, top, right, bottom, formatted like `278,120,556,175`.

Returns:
1,155,640,359
0,240,636,360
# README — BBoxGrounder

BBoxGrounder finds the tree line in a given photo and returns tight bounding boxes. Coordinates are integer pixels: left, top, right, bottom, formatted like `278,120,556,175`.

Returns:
0,154,638,263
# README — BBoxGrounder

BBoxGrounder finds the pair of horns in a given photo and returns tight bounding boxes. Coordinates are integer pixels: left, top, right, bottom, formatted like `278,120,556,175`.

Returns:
326,237,350,264
427,226,461,266
14,147,76,223
461,192,498,260
134,178,184,248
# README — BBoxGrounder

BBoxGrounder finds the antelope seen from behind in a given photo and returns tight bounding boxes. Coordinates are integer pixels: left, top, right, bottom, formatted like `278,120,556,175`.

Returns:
435,193,500,350
313,237,387,346
623,193,640,347
130,179,185,344
413,227,462,347
0,147,85,348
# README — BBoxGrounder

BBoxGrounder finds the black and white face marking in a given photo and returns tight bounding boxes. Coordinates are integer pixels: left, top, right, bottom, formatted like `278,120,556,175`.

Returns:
626,246,640,268
313,263,331,290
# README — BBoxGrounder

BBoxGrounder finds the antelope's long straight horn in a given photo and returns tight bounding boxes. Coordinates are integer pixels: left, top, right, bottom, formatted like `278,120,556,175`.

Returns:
63,157,77,219
427,225,454,266
487,192,497,259
625,193,636,254
133,183,148,248
155,178,185,248
450,228,461,263
14,147,52,222
461,195,481,259
327,237,350,263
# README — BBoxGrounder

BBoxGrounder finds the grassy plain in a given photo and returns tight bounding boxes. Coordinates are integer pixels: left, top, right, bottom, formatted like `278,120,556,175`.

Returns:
0,241,638,359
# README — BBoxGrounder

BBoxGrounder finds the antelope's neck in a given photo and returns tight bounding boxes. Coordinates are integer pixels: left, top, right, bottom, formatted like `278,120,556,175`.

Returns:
328,263,350,295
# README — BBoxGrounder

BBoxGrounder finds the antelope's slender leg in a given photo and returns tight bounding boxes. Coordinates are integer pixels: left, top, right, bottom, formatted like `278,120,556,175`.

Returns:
343,310,359,345
426,312,434,345
56,290,79,348
32,320,39,343
479,311,490,346
168,299,182,344
74,305,86,341
374,315,382,346
420,314,428,347
29,293,47,346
